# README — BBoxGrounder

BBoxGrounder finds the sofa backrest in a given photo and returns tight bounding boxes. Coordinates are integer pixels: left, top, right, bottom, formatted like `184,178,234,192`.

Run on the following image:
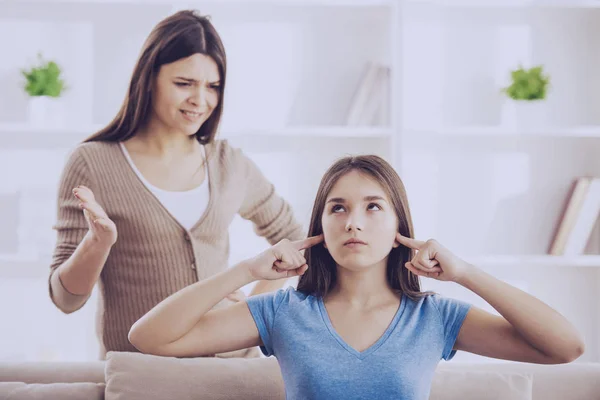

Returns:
436,362,600,400
2,358,599,400
0,361,104,384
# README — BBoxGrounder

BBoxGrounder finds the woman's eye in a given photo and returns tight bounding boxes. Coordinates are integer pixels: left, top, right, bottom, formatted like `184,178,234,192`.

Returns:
331,205,345,213
367,203,381,211
209,84,220,91
175,82,191,87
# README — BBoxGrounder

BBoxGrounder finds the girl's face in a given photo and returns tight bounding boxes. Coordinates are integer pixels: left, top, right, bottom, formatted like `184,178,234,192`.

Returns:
151,53,220,136
321,170,400,272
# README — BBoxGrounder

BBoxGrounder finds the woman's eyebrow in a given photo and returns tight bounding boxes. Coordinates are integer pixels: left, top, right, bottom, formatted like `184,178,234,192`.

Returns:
174,77,220,85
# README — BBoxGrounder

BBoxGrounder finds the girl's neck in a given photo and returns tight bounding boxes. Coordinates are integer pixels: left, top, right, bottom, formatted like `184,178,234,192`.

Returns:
326,264,399,309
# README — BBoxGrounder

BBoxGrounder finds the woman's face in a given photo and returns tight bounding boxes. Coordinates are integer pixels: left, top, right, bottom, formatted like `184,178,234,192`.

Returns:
321,170,399,272
151,53,220,136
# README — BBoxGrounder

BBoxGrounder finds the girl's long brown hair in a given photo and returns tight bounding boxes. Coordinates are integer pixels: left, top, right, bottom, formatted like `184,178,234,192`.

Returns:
297,155,433,301
85,10,226,145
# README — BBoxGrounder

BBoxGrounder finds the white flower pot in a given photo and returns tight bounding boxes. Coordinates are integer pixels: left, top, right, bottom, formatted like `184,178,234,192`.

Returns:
28,96,65,128
501,99,548,132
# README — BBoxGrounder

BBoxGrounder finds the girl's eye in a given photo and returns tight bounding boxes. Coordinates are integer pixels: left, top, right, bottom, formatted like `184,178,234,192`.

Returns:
175,82,191,87
331,205,345,213
209,84,221,91
367,203,381,211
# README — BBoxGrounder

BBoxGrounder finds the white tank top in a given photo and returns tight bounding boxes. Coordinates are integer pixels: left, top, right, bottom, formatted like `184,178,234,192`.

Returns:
119,142,209,231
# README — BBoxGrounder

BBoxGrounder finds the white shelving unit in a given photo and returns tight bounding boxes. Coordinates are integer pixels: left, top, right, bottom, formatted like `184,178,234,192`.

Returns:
407,126,600,138
467,255,600,269
399,0,600,363
1,0,600,362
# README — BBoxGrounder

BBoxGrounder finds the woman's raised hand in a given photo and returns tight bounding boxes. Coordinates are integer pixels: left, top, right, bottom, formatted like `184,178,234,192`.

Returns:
244,235,323,281
72,185,118,247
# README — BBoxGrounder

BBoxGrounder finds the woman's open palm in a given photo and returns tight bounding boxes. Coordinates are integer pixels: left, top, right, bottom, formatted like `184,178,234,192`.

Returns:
72,185,118,247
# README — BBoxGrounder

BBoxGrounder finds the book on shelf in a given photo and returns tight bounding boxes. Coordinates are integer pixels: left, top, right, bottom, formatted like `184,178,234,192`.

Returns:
346,62,390,127
548,177,600,256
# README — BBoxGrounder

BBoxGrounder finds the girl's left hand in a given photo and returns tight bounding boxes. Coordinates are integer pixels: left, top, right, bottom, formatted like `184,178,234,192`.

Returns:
395,233,472,283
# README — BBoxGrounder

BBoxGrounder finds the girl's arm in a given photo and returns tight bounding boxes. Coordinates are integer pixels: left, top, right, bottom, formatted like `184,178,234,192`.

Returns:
396,234,585,364
453,266,584,364
128,236,322,358
129,264,259,357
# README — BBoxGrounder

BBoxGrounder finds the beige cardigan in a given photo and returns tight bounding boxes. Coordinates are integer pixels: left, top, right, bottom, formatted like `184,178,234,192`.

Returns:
48,139,304,358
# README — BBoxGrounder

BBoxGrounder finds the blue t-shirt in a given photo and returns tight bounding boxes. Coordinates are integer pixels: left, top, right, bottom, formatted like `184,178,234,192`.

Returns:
246,287,471,400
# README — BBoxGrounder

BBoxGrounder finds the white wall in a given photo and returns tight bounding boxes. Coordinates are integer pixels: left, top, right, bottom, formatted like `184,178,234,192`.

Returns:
0,1,599,364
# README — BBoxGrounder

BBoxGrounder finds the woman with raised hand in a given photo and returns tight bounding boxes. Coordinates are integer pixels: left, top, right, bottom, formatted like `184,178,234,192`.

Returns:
129,155,584,399
48,10,304,359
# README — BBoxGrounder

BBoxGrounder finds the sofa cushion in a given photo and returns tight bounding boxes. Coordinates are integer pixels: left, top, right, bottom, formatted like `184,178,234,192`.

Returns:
0,382,105,400
104,351,285,400
430,370,533,400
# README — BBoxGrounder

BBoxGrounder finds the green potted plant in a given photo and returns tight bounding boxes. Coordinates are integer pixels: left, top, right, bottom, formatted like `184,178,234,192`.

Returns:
21,53,67,127
501,65,550,129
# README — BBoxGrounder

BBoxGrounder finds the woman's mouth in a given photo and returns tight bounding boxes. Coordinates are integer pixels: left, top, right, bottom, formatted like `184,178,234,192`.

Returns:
181,110,203,122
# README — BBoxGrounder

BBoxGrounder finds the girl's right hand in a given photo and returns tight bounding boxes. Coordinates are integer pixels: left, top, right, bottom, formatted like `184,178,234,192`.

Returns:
244,235,323,281
72,185,118,247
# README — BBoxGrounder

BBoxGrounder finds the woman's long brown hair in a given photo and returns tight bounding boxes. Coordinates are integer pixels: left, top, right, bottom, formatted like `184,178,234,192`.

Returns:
85,10,226,145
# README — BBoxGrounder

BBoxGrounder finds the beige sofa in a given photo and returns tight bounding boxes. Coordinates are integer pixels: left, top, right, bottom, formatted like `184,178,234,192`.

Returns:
1,352,599,400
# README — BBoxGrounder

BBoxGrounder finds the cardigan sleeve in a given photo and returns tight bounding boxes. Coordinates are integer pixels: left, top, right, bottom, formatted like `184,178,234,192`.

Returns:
234,146,305,245
48,146,94,313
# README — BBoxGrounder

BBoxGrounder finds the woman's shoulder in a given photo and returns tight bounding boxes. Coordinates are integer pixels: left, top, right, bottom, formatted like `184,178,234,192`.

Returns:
68,140,120,160
206,139,250,168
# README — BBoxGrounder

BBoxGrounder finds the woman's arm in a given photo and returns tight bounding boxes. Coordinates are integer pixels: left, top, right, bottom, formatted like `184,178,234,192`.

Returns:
49,149,117,313
396,233,585,364
234,147,305,296
56,187,117,297
128,236,321,358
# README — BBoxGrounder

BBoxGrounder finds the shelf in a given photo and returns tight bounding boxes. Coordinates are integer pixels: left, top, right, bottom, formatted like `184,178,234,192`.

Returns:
465,255,600,268
0,124,393,148
405,126,600,138
0,123,104,148
3,254,599,276
220,126,393,139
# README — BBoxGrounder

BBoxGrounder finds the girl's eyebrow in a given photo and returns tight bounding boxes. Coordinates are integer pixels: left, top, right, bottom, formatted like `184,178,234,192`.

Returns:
326,195,386,204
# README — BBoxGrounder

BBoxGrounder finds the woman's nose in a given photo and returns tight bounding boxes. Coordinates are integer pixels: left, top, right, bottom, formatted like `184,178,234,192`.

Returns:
190,86,208,107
